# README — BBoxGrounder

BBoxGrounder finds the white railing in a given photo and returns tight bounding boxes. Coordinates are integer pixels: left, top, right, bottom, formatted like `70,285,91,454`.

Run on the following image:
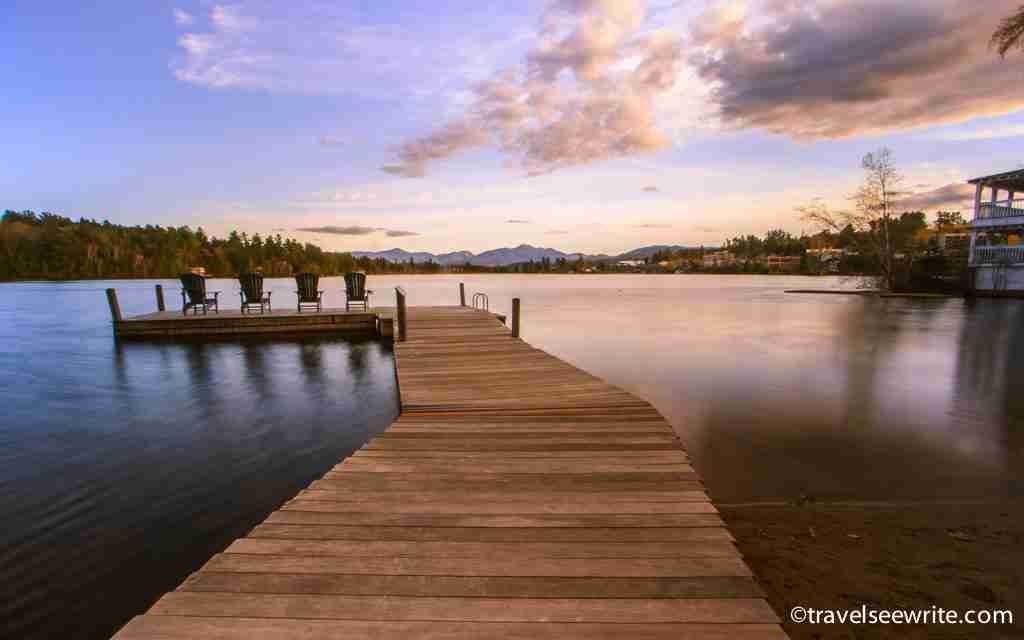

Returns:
973,245,1024,265
977,201,1024,220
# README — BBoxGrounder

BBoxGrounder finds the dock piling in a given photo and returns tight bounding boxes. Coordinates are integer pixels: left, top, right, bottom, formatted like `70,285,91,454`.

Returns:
396,287,407,342
155,284,165,312
105,289,122,323
511,297,520,338
459,282,466,306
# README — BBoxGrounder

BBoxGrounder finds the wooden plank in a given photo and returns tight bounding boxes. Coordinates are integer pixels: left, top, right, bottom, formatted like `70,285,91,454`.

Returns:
282,498,717,515
200,554,754,578
149,592,779,623
223,539,741,559
263,512,727,528
117,617,789,640
181,573,764,598
249,524,731,542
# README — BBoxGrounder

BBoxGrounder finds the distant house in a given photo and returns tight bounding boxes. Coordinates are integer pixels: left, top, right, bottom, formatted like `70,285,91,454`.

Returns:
807,248,842,273
617,259,646,268
967,170,1024,295
758,255,802,272
702,250,735,268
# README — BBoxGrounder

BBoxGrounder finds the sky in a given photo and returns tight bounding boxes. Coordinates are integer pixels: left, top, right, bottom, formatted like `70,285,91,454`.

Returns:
5,0,1024,255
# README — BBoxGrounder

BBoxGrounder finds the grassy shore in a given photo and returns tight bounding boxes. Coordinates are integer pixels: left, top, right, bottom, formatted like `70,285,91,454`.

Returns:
721,501,1024,639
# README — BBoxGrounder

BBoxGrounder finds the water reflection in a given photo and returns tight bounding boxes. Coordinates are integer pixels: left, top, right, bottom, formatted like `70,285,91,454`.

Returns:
954,300,1024,495
0,290,398,640
338,274,1024,504
2,276,1024,637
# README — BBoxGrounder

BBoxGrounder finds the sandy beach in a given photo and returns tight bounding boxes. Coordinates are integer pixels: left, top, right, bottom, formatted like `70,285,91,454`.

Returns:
723,501,1024,639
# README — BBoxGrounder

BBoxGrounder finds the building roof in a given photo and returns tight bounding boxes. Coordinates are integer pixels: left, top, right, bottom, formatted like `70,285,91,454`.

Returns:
968,168,1024,191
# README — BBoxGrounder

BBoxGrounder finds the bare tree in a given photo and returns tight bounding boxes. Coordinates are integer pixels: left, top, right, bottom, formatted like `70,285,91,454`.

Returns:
992,5,1024,57
799,148,903,291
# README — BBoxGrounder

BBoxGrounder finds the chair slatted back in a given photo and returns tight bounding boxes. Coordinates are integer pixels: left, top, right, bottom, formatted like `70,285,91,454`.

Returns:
296,273,320,301
239,272,264,302
180,273,208,305
345,272,368,300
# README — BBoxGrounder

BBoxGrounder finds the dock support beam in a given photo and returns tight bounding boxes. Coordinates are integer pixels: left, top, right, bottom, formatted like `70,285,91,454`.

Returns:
396,287,407,342
155,284,165,312
459,282,466,307
106,288,122,322
511,297,520,338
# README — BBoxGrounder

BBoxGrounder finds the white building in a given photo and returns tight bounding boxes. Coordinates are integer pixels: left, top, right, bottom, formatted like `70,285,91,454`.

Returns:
702,250,735,268
968,170,1024,296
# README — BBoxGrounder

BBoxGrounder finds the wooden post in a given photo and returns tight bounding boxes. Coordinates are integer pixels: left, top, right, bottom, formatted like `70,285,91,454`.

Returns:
396,287,407,342
511,297,520,338
459,282,466,306
106,288,122,322
155,284,165,311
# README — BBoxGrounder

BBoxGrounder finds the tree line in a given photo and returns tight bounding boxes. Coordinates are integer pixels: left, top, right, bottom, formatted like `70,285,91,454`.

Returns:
0,210,459,280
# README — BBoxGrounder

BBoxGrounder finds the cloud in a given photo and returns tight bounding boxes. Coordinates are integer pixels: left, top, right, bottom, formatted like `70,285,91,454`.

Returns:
545,229,570,235
635,222,672,228
692,224,719,233
319,136,346,146
689,0,1024,139
173,8,194,26
899,183,975,212
642,185,659,192
169,3,526,98
296,225,378,236
294,225,420,237
936,123,1024,142
506,219,531,224
384,0,685,177
210,4,246,31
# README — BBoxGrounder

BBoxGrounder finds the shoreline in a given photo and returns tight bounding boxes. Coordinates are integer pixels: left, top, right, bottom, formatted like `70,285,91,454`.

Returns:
2,272,895,283
786,289,961,299
722,500,1024,639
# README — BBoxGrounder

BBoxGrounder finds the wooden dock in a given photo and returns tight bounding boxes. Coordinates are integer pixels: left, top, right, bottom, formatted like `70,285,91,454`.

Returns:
112,305,785,639
114,308,385,339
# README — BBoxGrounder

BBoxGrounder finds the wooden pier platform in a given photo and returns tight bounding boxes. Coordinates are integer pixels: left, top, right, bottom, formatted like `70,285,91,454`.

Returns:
112,306,785,639
115,308,387,339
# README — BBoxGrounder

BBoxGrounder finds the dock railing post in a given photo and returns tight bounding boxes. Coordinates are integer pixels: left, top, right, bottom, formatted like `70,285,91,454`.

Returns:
459,282,466,306
106,288,123,323
396,287,407,342
155,284,165,312
511,297,520,338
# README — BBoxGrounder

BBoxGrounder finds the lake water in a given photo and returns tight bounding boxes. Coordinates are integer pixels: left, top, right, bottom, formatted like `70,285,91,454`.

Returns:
2,275,1022,638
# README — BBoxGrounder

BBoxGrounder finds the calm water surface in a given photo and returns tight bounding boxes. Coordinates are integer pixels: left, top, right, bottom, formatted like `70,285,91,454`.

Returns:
1,275,1022,637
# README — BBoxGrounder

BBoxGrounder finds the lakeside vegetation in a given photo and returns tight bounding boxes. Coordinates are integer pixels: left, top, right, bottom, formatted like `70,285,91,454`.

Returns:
1,206,965,285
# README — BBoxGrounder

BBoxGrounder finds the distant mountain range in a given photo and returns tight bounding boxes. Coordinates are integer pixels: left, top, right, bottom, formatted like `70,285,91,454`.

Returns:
350,244,704,267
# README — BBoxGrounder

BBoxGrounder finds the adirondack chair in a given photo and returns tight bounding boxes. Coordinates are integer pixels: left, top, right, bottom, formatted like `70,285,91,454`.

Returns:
239,272,272,314
344,272,373,311
179,273,219,315
295,272,324,312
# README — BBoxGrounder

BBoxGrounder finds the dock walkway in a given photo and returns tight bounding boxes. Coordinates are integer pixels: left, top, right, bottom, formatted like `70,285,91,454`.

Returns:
113,305,785,639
